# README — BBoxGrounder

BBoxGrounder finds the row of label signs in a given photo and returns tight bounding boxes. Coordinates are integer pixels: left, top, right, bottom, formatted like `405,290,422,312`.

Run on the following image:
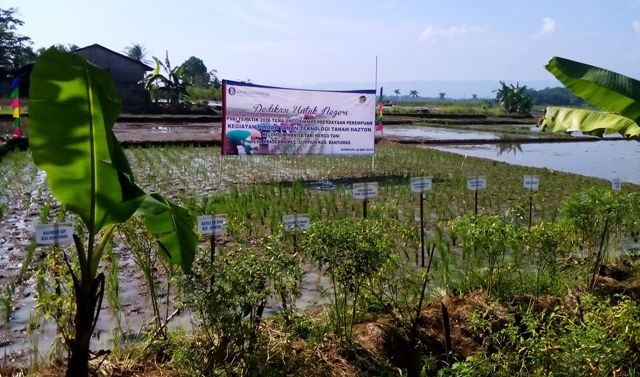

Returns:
197,214,313,235
33,175,623,245
33,213,311,246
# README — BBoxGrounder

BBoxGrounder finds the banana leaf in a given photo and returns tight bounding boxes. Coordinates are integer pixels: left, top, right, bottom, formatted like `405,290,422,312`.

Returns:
546,57,640,123
541,57,640,139
29,48,196,271
540,106,640,139
30,48,145,233
137,193,197,272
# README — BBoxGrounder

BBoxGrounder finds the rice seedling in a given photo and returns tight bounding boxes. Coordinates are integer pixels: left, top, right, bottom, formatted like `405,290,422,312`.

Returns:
2,140,640,375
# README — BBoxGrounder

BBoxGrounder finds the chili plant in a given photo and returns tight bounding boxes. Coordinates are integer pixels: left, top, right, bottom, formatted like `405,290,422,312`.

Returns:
524,221,580,295
450,214,523,297
302,217,394,347
29,49,197,377
178,233,301,376
560,188,640,288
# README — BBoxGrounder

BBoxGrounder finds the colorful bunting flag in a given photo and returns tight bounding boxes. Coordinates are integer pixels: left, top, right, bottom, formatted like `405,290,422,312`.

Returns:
9,77,22,138
375,87,384,133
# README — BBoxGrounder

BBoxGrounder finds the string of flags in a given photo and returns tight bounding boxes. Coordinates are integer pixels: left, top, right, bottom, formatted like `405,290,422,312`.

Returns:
10,77,22,138
375,86,384,134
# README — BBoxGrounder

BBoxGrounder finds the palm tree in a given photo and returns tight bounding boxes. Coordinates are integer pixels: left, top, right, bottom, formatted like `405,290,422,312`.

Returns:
394,89,401,102
124,43,150,64
409,90,419,99
472,94,478,101
439,92,446,101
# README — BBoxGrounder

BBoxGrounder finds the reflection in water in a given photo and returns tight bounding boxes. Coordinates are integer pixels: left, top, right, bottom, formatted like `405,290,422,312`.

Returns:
497,134,523,156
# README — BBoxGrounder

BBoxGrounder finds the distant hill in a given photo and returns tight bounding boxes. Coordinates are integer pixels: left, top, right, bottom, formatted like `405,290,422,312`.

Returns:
298,79,562,100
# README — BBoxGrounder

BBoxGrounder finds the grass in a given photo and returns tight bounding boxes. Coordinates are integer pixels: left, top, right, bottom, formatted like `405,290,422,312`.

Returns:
382,103,508,116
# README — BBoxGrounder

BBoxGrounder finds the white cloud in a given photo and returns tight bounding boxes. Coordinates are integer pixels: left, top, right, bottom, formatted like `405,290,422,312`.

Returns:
538,17,557,36
210,1,290,32
418,24,487,44
633,20,640,34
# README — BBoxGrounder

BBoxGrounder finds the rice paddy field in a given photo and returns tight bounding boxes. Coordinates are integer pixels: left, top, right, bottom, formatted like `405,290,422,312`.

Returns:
1,141,639,376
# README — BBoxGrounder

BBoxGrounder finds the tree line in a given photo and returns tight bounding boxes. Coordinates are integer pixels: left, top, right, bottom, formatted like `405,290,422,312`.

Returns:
391,83,586,114
1,6,222,103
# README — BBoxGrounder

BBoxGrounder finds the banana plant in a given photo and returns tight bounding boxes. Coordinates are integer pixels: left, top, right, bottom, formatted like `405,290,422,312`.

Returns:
143,51,186,106
539,56,640,139
495,80,532,114
29,48,197,377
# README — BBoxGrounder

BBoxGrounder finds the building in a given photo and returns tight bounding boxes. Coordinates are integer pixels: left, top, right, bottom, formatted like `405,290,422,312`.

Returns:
72,44,153,112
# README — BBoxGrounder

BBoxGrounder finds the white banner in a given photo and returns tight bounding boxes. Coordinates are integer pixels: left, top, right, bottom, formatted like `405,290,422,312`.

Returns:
222,80,376,156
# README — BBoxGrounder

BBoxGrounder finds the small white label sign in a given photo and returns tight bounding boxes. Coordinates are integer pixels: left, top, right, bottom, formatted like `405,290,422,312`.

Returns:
467,176,487,191
523,175,539,191
198,214,227,236
352,182,379,200
410,177,433,193
282,214,310,232
35,223,74,245
612,178,622,191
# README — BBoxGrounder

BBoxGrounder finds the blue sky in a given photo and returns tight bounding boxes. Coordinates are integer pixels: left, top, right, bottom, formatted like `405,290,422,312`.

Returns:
6,0,640,96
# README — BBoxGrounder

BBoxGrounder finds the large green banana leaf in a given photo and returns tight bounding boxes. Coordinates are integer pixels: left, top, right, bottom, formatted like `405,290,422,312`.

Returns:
541,106,640,139
138,193,197,272
540,57,640,139
29,48,196,271
30,49,144,233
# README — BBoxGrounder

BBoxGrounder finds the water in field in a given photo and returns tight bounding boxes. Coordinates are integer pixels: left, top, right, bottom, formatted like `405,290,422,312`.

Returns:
430,140,640,185
382,125,499,141
383,126,640,185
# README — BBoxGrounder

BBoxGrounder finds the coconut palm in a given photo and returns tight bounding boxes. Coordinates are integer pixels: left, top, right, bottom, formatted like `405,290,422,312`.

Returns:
124,43,150,64
394,89,401,102
439,92,446,101
539,57,640,140
409,90,419,99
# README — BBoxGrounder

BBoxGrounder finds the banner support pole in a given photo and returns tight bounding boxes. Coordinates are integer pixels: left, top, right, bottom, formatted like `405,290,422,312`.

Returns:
372,55,378,173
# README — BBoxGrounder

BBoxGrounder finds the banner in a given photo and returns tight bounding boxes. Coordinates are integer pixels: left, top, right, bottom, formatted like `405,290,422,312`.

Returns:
222,80,376,156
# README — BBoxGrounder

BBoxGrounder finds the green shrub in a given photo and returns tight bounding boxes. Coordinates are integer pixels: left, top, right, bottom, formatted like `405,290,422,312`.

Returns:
439,295,640,377
302,217,394,347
